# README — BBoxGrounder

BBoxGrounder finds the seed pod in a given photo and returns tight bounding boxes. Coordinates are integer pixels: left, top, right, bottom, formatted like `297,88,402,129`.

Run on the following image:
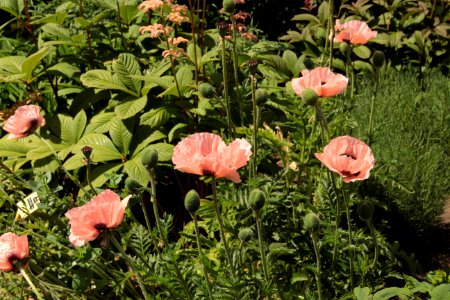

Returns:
255,88,268,106
141,149,158,168
222,0,236,14
198,82,216,99
249,188,265,211
304,212,320,232
238,227,254,243
125,177,142,192
339,42,349,56
358,200,374,222
371,51,385,69
216,21,230,37
301,88,319,106
303,57,315,70
184,190,201,214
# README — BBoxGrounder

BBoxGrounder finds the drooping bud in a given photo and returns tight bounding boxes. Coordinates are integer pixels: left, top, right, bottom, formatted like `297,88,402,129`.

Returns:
198,82,216,99
184,189,201,214
216,21,230,37
371,51,385,69
357,200,374,222
125,177,142,192
82,146,93,159
247,59,259,75
255,88,268,106
248,188,265,211
222,0,236,14
303,57,315,70
304,212,320,232
301,88,319,106
238,227,254,243
141,149,158,168
339,41,349,56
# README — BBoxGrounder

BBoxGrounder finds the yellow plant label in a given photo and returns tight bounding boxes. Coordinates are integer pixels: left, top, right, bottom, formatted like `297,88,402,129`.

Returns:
16,192,41,219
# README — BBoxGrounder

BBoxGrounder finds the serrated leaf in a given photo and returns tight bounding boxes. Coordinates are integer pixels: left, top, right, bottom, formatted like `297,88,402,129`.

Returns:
168,123,186,142
80,70,138,96
86,112,116,134
114,95,148,119
47,62,80,78
123,158,151,186
109,117,133,154
41,23,71,39
373,287,411,300
187,43,201,66
430,284,450,300
318,1,330,25
199,48,219,69
89,163,123,188
145,143,173,161
0,140,31,157
140,107,171,128
112,53,142,96
130,129,166,157
0,56,25,76
354,287,371,300
21,47,52,82
352,45,371,59
291,14,320,24
0,0,24,18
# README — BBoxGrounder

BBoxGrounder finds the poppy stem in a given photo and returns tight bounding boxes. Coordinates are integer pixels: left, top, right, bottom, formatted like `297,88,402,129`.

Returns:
251,74,258,178
255,210,271,292
85,158,98,195
20,267,44,300
311,232,323,300
230,16,244,127
211,177,234,279
367,220,379,269
221,37,234,138
367,67,380,145
34,133,90,197
108,233,152,300
341,187,354,289
148,170,193,300
192,213,215,300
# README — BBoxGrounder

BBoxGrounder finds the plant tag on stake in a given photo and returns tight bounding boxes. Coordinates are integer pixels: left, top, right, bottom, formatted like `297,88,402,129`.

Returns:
15,192,41,220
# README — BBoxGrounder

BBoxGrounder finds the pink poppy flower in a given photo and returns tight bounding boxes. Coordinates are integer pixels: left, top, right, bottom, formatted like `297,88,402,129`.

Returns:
334,20,377,45
2,105,46,139
315,136,375,183
172,132,252,183
65,190,131,247
292,67,348,98
0,233,29,272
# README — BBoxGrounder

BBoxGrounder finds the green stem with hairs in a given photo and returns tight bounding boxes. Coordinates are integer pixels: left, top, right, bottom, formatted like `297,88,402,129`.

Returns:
311,232,323,300
255,210,270,289
221,37,234,137
231,17,244,126
86,158,97,195
341,188,354,289
251,75,258,178
20,268,44,300
367,68,380,145
367,220,379,269
108,233,151,300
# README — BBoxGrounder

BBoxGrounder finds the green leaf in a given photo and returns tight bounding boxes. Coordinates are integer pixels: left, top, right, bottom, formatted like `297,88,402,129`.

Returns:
140,107,171,128
144,143,174,162
318,1,330,25
430,284,450,300
47,62,80,78
41,23,71,39
354,287,371,300
352,45,371,59
21,47,52,82
123,158,151,186
55,110,87,145
130,129,166,157
291,14,320,24
0,140,31,157
0,56,25,82
0,0,24,18
112,53,142,96
109,117,133,155
373,287,411,300
115,95,148,119
86,112,116,134
282,50,301,76
187,43,201,66
89,163,123,188
168,123,187,142
199,48,219,69
80,70,138,96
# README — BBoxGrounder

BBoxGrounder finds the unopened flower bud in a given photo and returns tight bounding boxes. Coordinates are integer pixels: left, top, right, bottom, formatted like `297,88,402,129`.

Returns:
304,212,320,232
304,58,315,70
184,190,201,214
358,200,374,222
247,59,259,75
339,42,349,55
222,0,236,14
301,88,319,106
125,177,142,192
255,88,268,106
238,227,254,243
216,21,230,37
82,146,93,159
371,51,385,69
198,82,216,99
141,149,158,168
249,188,265,211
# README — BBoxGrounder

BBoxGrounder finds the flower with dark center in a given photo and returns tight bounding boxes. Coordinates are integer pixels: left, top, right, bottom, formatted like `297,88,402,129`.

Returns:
2,105,45,139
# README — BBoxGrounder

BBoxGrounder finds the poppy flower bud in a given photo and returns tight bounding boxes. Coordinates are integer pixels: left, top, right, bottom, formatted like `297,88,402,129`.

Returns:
216,21,230,37
184,190,201,214
339,42,349,55
304,212,320,232
301,88,319,106
82,146,93,159
247,59,259,75
222,0,235,14
371,51,385,69
238,227,254,243
303,57,315,70
255,88,268,106
141,149,158,168
198,82,216,99
249,188,265,211
357,200,374,222
125,177,142,192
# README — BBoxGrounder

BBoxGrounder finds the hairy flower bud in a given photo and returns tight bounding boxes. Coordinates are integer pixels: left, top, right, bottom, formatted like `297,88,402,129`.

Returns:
222,0,236,14
301,88,319,106
304,212,320,232
303,57,315,70
198,82,216,99
216,21,230,37
358,200,374,221
255,88,268,106
371,50,385,69
141,149,158,168
238,227,254,243
247,59,259,75
82,146,93,159
125,177,142,192
184,190,201,214
249,188,265,211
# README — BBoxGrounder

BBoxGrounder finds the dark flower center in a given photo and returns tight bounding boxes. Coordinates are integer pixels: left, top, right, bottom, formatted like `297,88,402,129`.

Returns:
8,254,19,264
321,81,327,85
25,118,39,134
94,223,107,231
341,171,360,177
202,169,215,177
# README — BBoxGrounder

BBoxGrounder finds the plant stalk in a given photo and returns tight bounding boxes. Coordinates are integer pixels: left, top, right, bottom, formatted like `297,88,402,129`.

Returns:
20,268,44,300
311,232,323,300
221,37,234,137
